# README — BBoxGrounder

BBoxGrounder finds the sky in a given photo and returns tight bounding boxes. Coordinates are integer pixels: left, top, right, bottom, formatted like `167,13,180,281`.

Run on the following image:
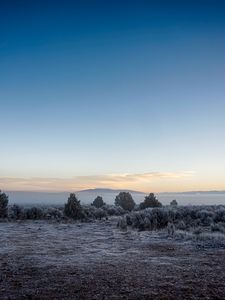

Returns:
0,0,225,193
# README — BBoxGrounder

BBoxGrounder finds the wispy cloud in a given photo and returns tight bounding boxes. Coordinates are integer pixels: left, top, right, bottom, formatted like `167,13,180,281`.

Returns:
0,171,194,192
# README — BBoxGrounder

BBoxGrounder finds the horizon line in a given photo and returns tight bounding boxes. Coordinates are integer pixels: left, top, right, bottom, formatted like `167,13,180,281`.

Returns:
3,188,225,194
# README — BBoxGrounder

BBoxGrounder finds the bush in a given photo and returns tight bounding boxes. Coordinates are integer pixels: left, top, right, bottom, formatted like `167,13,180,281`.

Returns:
44,207,63,220
170,199,178,207
25,207,44,219
117,217,127,230
102,204,125,216
9,204,25,219
120,205,225,235
0,190,9,218
139,193,162,209
92,196,105,208
211,222,225,234
115,192,135,211
64,193,83,219
214,207,225,223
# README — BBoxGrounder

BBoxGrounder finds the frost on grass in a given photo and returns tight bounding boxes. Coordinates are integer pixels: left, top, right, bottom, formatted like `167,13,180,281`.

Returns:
117,205,225,248
2,191,225,249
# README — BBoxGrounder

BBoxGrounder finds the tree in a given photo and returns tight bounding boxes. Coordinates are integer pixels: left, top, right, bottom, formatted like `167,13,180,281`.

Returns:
10,204,24,219
92,196,105,208
0,190,8,218
170,199,178,207
64,193,82,219
115,192,135,211
139,193,162,209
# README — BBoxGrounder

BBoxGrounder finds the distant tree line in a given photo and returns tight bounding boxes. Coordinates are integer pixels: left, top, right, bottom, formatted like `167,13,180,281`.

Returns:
0,189,179,221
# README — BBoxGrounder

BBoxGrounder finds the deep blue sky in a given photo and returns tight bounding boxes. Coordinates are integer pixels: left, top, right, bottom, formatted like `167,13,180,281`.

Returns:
0,0,225,192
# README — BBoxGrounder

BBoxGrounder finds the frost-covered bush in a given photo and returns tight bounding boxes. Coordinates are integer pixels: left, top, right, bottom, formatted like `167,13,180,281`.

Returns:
79,205,108,221
119,207,169,231
103,204,126,216
211,222,225,234
43,207,63,220
197,209,214,226
89,207,107,220
9,204,25,220
64,193,83,220
120,205,225,233
0,190,8,218
176,220,188,231
25,207,44,219
214,207,225,223
93,208,107,220
151,208,169,229
117,217,127,230
167,222,175,237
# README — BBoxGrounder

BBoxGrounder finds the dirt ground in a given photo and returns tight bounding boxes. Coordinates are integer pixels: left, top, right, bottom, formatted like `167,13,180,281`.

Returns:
0,219,225,300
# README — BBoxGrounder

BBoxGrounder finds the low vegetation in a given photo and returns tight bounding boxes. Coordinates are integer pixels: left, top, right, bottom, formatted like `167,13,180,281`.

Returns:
0,191,127,221
1,189,225,247
117,205,225,247
0,190,8,218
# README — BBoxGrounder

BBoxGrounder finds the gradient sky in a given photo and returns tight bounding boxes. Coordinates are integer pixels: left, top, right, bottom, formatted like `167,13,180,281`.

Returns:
0,0,225,192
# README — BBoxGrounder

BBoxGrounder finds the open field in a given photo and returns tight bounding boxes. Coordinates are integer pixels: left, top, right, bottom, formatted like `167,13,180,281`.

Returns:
1,219,225,300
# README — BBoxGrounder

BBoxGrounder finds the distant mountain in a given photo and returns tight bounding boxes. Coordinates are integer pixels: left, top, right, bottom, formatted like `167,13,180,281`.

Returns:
160,190,225,195
78,188,145,194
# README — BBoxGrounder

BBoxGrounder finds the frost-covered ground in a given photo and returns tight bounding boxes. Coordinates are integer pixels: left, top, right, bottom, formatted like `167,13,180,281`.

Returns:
1,219,225,299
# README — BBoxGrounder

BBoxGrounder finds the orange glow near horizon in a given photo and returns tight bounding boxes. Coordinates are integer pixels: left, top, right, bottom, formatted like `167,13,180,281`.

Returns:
1,172,225,193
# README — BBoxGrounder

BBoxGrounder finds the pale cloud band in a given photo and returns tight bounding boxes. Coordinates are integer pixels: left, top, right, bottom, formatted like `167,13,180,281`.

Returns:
0,171,194,192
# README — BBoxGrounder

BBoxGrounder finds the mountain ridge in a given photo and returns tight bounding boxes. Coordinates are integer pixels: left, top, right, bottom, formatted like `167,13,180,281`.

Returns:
77,188,145,194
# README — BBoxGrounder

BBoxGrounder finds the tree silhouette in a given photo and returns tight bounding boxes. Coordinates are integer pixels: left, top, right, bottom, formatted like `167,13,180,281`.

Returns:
140,193,162,209
64,193,82,219
0,190,8,218
170,199,178,207
115,192,135,211
92,196,105,208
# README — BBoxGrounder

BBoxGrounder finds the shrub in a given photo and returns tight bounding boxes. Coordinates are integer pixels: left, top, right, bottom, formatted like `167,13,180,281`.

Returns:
25,207,44,219
92,196,105,208
103,205,126,216
92,207,107,220
0,190,9,218
170,199,178,207
197,209,214,226
214,207,225,223
64,193,82,219
115,192,135,211
117,217,127,230
151,208,168,229
176,220,188,230
139,193,162,209
9,204,25,219
44,207,63,220
167,222,176,237
211,222,225,234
